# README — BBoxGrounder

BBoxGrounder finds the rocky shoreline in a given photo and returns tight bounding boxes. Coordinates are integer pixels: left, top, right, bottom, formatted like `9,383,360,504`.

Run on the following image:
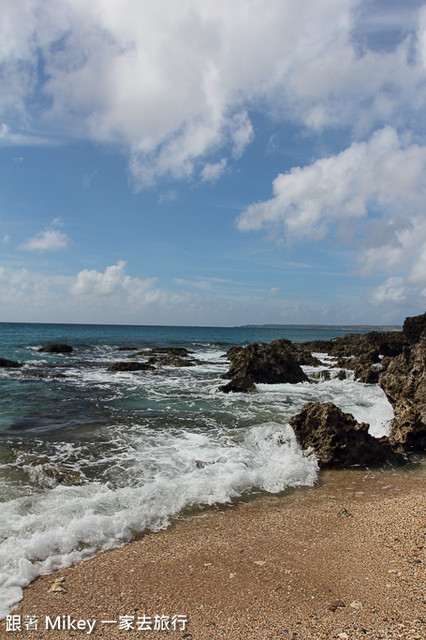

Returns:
219,311,426,465
2,312,425,468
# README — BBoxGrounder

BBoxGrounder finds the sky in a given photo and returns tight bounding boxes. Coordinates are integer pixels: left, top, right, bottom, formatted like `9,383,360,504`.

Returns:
1,0,426,326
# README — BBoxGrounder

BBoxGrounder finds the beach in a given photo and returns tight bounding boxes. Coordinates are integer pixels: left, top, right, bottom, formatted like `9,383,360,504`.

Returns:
3,461,425,640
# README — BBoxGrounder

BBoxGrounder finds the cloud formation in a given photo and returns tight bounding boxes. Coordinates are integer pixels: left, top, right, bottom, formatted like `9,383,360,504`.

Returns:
1,0,425,186
238,126,426,309
21,228,69,251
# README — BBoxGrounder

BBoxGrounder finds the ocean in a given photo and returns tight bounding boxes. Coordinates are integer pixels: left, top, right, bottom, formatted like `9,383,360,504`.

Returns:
0,322,397,617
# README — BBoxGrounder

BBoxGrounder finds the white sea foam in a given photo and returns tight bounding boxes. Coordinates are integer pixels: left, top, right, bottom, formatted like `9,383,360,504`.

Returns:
0,342,396,618
0,421,317,618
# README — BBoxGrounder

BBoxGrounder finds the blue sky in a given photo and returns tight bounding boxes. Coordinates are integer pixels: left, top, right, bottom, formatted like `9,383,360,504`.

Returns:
1,0,426,326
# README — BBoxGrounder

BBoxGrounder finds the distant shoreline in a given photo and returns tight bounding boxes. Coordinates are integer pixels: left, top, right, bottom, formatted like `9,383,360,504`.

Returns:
239,323,402,330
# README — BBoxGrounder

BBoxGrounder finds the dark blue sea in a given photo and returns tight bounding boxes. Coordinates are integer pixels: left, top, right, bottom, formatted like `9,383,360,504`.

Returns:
0,322,398,617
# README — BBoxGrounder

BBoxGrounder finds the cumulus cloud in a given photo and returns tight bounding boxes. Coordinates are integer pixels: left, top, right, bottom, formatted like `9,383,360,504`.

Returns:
1,0,426,186
238,126,426,310
21,228,69,251
370,277,406,305
70,261,159,301
238,127,426,240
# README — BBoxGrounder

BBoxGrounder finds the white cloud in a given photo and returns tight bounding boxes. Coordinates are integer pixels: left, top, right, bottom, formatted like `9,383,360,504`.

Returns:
1,1,425,185
238,126,426,311
370,277,406,305
21,228,69,251
238,127,426,239
70,261,158,300
201,158,227,183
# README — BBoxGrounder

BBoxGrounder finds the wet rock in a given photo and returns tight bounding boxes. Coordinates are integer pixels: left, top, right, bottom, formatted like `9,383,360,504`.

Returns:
289,401,401,468
149,347,193,357
301,330,406,360
220,375,257,393
148,355,201,367
38,344,73,354
0,357,23,368
220,339,308,393
107,361,155,372
379,320,426,452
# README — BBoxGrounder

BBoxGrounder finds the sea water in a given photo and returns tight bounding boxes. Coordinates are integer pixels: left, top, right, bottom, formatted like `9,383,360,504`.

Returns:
0,322,397,617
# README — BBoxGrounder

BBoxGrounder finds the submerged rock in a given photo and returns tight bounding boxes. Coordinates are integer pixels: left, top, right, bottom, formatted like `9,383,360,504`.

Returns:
289,401,400,468
219,339,308,393
0,357,23,368
38,344,73,354
148,355,202,367
107,361,154,372
149,347,193,357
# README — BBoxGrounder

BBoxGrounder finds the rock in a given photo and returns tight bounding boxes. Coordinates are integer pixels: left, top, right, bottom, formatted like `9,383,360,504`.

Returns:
220,375,257,393
219,339,308,393
379,319,426,452
148,355,202,368
107,361,154,372
289,402,401,468
149,347,193,357
301,330,406,360
38,344,73,354
402,311,426,344
0,357,23,368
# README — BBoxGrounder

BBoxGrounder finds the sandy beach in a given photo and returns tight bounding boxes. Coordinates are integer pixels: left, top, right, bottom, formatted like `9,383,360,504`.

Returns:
2,461,425,640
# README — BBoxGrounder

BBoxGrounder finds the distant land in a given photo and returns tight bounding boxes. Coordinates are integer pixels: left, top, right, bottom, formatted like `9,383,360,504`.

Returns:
238,324,402,331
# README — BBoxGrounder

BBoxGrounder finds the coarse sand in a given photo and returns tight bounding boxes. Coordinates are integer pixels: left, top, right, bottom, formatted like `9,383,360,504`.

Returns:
2,460,425,640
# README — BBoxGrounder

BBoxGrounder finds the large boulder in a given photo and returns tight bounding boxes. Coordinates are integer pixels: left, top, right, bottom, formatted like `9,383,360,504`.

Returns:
379,318,426,452
219,339,308,393
289,401,399,467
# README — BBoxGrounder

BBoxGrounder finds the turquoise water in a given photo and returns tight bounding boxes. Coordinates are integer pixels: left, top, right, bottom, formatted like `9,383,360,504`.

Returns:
0,322,397,617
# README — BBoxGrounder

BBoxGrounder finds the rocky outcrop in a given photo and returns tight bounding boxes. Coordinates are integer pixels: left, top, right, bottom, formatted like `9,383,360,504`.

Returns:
38,344,73,354
0,358,23,369
0,357,23,368
220,339,308,393
379,323,426,453
289,402,400,467
402,311,426,344
107,361,154,372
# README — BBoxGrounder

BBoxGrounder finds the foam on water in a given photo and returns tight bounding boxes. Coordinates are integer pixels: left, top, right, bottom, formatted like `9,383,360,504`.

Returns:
0,330,398,618
0,421,317,618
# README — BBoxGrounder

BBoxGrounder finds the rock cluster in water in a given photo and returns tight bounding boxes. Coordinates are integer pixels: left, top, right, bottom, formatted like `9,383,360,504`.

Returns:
220,311,426,465
2,312,425,468
219,339,309,393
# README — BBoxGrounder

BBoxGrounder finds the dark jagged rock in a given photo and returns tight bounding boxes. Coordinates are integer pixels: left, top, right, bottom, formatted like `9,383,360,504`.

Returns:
220,375,257,393
38,344,73,354
289,401,401,468
107,361,154,372
379,321,426,452
0,357,23,368
336,356,381,384
219,339,308,393
116,346,139,351
402,311,426,344
148,355,202,367
300,330,406,360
